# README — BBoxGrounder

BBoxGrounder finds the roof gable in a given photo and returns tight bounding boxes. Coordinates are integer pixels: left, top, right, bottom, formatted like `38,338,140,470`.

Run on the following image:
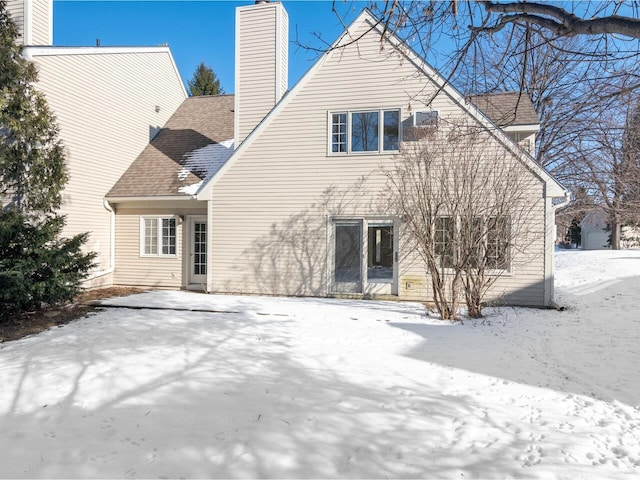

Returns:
197,9,566,200
23,46,188,98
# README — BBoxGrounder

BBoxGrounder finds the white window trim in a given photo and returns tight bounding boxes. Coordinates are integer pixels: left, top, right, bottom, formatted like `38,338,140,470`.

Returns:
327,215,400,294
328,108,402,155
435,215,512,275
139,216,178,258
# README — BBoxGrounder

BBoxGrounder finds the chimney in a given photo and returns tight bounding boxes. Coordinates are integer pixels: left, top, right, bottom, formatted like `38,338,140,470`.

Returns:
235,1,288,146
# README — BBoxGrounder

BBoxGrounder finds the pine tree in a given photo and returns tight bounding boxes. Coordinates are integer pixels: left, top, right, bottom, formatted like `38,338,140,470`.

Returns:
0,1,67,214
0,210,95,319
0,1,95,319
188,62,224,96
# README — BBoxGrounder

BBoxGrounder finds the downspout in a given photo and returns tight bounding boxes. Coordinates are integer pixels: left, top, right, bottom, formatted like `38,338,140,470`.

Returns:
23,0,33,45
86,199,116,280
546,190,571,308
554,191,572,211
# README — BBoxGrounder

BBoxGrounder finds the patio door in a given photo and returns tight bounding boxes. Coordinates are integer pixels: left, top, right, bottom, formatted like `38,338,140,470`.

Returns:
332,221,363,293
365,221,396,295
330,218,398,295
189,216,207,285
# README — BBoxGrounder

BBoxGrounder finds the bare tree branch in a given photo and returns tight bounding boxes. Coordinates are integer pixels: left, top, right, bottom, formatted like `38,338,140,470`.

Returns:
481,2,640,39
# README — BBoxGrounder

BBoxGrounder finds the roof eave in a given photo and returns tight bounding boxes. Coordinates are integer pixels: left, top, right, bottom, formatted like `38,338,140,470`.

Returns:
106,195,200,203
503,124,540,132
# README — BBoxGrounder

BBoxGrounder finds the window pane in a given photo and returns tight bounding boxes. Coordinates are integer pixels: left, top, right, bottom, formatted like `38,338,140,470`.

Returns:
351,111,379,152
435,217,454,268
332,113,347,153
367,225,393,281
335,224,362,283
460,216,484,268
144,218,158,255
194,221,207,275
162,218,176,255
383,110,400,151
487,216,509,270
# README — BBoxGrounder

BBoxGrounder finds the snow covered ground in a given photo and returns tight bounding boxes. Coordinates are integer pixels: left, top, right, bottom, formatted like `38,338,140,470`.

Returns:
0,249,639,478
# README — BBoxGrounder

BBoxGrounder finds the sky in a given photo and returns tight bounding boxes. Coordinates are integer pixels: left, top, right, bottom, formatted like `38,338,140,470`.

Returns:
52,1,368,93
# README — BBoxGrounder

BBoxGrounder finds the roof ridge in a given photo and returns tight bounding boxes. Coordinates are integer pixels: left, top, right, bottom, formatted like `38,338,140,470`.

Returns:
187,93,235,99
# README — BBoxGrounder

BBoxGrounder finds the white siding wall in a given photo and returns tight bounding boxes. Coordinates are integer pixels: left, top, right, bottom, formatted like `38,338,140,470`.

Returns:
7,0,52,45
210,17,551,306
113,202,207,288
31,0,52,45
235,2,288,144
26,48,186,278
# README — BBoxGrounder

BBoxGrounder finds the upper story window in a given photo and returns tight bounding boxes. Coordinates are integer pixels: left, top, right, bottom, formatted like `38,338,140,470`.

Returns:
330,109,400,154
332,113,347,153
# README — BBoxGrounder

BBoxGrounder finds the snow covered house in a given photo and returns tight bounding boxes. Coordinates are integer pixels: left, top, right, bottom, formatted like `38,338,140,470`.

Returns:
107,1,567,306
7,0,187,287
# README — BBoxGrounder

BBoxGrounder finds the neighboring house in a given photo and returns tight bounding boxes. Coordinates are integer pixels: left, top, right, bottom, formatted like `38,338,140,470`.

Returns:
8,0,187,287
107,2,567,307
580,208,610,250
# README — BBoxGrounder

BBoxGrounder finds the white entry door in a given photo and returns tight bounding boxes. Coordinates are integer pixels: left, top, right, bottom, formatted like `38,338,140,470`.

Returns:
189,216,207,285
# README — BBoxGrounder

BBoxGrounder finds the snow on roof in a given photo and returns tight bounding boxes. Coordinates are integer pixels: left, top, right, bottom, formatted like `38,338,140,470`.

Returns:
178,139,234,195
107,95,235,198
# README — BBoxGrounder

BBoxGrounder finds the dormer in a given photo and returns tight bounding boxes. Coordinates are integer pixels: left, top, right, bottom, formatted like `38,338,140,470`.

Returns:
470,92,540,156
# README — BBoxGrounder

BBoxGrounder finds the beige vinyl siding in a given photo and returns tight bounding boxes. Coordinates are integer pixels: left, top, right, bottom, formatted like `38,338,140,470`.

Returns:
28,49,186,276
113,202,207,288
31,0,52,45
7,0,51,45
210,16,551,306
235,3,288,143
6,0,24,44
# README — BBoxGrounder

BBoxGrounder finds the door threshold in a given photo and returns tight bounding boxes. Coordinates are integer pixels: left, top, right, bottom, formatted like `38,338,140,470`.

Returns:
186,283,207,292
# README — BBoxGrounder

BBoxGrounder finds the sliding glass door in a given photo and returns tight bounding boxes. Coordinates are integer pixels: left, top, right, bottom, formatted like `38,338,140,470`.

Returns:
331,218,397,295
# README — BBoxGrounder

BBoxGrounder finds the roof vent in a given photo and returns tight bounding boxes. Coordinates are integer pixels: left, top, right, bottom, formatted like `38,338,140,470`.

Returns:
255,1,270,4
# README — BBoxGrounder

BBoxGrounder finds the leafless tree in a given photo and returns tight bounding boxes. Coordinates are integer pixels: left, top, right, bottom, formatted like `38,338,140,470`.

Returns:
569,94,640,248
454,28,640,245
384,120,540,319
307,1,640,108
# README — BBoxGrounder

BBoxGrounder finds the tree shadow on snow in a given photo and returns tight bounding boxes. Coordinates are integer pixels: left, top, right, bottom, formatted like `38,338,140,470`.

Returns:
0,306,581,479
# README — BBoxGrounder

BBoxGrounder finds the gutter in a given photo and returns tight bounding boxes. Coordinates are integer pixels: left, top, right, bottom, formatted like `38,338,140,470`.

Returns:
106,195,198,203
86,199,116,281
554,191,572,210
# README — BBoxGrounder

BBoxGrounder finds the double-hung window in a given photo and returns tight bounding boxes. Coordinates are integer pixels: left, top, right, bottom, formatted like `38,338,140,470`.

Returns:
486,216,509,270
434,215,510,271
435,217,455,268
330,109,400,154
141,217,177,257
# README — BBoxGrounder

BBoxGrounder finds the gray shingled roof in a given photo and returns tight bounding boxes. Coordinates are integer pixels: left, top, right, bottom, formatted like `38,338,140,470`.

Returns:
107,94,234,198
470,92,539,127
